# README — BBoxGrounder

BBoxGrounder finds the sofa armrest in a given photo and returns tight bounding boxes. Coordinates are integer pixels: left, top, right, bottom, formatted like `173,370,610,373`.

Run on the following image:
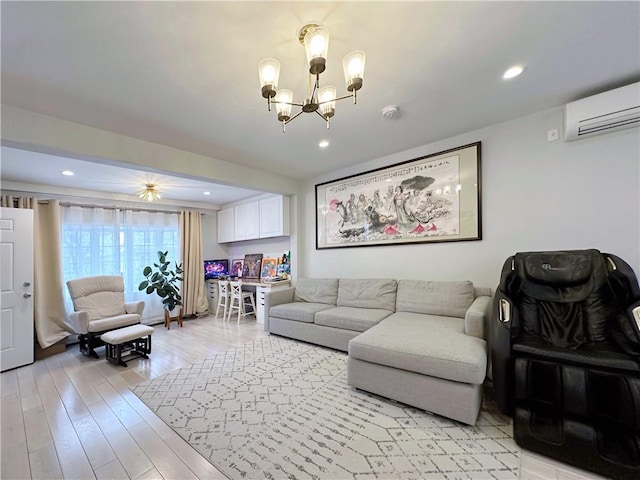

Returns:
266,288,295,309
68,311,90,334
125,301,145,315
264,288,295,333
465,295,492,339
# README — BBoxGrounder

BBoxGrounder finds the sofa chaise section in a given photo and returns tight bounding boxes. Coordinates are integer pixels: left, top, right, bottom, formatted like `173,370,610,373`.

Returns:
348,280,492,425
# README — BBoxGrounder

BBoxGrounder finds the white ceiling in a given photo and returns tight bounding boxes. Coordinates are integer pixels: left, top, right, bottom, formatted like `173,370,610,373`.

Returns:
1,1,639,204
0,146,265,207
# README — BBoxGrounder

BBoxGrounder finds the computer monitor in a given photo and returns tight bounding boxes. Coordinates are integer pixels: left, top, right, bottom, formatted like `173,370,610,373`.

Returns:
204,259,229,280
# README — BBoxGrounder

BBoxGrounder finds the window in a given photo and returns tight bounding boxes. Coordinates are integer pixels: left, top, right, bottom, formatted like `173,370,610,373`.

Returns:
61,206,180,323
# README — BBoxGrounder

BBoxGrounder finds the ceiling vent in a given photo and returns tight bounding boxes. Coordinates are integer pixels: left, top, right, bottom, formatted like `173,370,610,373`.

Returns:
564,82,640,141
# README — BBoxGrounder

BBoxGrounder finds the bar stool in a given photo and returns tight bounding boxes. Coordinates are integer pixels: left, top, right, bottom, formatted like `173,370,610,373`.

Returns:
215,280,230,319
227,280,257,324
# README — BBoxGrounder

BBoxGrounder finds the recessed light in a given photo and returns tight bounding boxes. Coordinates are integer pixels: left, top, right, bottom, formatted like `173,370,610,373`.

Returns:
503,65,525,79
319,140,329,148
61,170,74,176
203,191,211,196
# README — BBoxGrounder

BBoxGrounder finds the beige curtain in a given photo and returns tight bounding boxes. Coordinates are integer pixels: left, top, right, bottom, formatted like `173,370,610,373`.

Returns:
1,196,71,348
180,210,208,316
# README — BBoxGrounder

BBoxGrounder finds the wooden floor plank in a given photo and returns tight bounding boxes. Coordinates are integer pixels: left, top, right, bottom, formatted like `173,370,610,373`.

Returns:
127,422,197,480
133,466,164,480
28,443,64,480
16,365,39,399
87,400,154,479
94,458,130,480
34,361,96,480
109,400,144,429
1,369,19,397
1,391,27,447
164,432,227,480
1,440,31,480
23,404,55,453
45,359,92,421
72,415,117,470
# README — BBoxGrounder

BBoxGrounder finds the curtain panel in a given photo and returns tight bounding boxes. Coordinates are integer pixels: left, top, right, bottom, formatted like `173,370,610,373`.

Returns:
1,196,71,348
180,210,208,316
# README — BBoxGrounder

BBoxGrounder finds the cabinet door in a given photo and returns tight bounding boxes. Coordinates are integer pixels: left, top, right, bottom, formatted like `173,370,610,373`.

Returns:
259,195,290,238
235,202,260,240
217,208,235,243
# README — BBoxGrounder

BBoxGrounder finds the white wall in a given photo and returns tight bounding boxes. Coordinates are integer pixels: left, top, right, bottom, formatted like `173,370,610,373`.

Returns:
301,107,640,289
201,213,229,260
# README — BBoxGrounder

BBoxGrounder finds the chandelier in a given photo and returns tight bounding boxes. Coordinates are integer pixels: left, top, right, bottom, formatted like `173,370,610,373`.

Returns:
138,184,161,202
258,24,366,132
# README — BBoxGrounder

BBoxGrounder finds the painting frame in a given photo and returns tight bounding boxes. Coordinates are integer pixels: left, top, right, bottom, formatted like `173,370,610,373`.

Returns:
230,258,244,278
260,257,279,279
242,253,263,279
315,142,481,249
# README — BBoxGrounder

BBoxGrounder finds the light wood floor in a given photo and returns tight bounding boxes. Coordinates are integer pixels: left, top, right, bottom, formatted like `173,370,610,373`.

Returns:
1,314,266,480
1,314,607,480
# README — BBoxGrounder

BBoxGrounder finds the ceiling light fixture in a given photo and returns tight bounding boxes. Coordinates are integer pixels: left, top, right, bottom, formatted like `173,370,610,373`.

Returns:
61,170,74,176
503,65,525,79
259,23,366,133
138,184,161,202
203,191,211,196
318,140,329,148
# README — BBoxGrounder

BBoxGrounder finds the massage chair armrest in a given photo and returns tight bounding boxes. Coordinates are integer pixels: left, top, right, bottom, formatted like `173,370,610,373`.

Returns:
613,300,640,355
68,311,90,335
491,290,517,416
464,295,492,339
125,301,145,316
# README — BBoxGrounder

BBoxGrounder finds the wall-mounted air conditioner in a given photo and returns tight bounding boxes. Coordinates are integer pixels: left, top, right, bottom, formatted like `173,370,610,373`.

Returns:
564,82,640,141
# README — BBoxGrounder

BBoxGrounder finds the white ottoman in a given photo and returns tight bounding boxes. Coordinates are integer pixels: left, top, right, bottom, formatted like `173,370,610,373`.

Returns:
101,324,154,367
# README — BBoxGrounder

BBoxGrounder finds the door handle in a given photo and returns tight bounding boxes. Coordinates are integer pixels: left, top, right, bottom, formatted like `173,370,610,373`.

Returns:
23,293,32,298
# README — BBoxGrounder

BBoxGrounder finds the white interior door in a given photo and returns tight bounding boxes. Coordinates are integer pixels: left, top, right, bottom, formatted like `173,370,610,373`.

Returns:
1,207,34,372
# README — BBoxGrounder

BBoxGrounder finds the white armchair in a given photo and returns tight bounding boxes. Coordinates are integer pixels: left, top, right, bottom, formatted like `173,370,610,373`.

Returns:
66,275,144,358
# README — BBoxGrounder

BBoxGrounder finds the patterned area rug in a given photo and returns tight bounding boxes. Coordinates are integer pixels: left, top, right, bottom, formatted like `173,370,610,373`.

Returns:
133,336,520,479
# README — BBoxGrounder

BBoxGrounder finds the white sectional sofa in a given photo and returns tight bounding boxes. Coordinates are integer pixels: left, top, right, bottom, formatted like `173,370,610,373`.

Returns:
266,278,492,425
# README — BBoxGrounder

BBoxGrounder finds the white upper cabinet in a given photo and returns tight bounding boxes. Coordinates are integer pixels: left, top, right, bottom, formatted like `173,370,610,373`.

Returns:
217,194,290,243
217,207,235,243
259,195,290,238
234,201,260,241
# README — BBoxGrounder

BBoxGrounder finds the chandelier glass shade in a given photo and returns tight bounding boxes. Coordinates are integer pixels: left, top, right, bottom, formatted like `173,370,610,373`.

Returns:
258,24,365,132
138,184,162,202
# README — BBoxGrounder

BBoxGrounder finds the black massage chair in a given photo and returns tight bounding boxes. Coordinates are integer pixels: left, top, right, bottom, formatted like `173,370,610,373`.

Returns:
492,249,640,479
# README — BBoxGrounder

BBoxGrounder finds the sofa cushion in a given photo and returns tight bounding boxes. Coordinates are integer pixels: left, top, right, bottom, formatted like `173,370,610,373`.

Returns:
73,292,128,321
67,275,128,321
293,278,339,305
337,279,397,311
396,280,475,318
270,302,334,323
87,314,140,333
349,312,487,385
315,307,393,332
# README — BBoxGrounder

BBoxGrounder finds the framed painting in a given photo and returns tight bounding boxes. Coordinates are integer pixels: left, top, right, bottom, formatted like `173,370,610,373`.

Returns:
242,253,263,279
260,257,278,279
230,258,244,277
315,142,481,249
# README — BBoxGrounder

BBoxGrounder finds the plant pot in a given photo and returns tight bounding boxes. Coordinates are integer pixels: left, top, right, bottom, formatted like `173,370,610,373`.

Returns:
164,307,183,330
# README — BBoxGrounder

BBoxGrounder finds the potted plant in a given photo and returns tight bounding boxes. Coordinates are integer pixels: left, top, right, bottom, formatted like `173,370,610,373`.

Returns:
139,250,184,329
